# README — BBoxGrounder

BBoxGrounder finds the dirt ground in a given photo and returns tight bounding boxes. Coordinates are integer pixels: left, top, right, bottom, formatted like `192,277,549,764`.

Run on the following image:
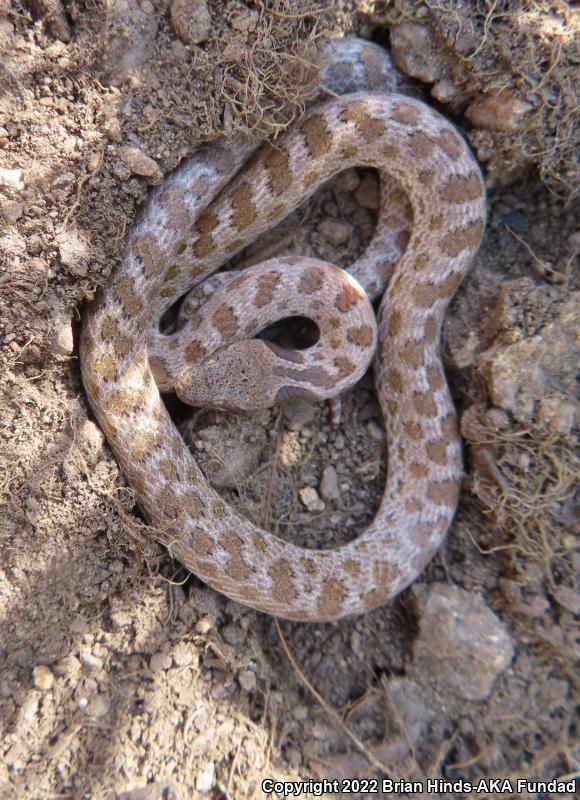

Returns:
0,1,578,799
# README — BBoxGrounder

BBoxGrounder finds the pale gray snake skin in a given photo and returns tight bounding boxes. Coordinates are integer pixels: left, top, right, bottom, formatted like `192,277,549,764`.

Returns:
80,40,486,621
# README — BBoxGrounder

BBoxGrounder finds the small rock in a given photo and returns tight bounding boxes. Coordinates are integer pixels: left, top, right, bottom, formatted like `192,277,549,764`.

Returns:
119,145,162,183
334,433,345,449
335,168,360,193
70,614,89,634
231,11,260,33
466,91,533,132
512,594,550,618
413,584,514,701
431,78,461,104
172,642,196,668
149,651,172,673
0,18,14,39
117,782,179,800
25,496,41,525
284,400,316,431
99,0,158,85
100,98,123,142
52,171,75,188
552,586,580,615
56,229,90,275
110,610,133,629
320,465,340,501
222,622,244,647
171,0,211,45
354,174,379,210
26,234,43,255
18,691,41,724
498,578,521,605
536,397,577,435
171,38,189,61
221,38,245,62
32,665,54,691
86,692,110,718
317,218,350,246
46,39,66,56
195,761,215,793
0,168,23,189
568,231,580,251
50,313,74,356
312,720,331,740
231,10,258,32
0,198,23,223
54,654,81,677
366,421,384,442
480,285,580,425
285,746,302,767
80,650,104,671
28,0,72,41
79,419,105,451
196,616,214,635
292,704,309,721
299,486,325,512
238,669,257,692
449,330,480,368
390,21,445,83
484,407,510,430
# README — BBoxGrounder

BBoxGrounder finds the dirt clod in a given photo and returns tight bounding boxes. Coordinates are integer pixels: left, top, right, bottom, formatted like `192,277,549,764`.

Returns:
170,0,211,46
413,584,515,702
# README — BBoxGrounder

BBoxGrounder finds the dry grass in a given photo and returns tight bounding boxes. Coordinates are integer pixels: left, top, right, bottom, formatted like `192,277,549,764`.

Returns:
217,0,331,138
464,419,578,582
383,0,580,199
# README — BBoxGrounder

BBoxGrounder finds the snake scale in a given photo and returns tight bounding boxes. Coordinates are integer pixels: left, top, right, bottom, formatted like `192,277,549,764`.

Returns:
80,39,486,621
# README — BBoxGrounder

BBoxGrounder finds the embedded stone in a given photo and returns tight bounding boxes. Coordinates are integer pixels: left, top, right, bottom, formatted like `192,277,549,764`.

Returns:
414,584,514,701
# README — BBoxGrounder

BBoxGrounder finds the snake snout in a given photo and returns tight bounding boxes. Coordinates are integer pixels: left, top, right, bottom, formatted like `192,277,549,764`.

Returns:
175,340,279,412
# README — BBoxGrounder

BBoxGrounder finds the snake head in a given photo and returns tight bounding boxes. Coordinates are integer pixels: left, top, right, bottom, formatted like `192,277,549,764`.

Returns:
175,340,282,412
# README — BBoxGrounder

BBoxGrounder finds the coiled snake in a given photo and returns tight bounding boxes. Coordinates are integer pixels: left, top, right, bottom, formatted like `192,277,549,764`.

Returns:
80,40,486,621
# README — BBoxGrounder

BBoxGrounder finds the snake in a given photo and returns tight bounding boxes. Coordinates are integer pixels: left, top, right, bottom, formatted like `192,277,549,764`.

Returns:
80,39,486,621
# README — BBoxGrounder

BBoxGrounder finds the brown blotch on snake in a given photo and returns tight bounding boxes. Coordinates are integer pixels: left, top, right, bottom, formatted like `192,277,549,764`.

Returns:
440,172,484,204
263,145,293,196
192,210,219,258
255,271,281,307
340,99,386,142
335,282,364,312
231,181,257,230
427,479,461,506
298,266,325,294
434,129,464,158
408,131,435,158
441,219,485,257
211,305,238,339
318,577,347,617
300,114,333,157
346,324,374,347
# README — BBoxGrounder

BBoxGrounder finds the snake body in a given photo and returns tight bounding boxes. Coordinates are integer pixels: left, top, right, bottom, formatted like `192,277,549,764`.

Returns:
80,41,486,621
